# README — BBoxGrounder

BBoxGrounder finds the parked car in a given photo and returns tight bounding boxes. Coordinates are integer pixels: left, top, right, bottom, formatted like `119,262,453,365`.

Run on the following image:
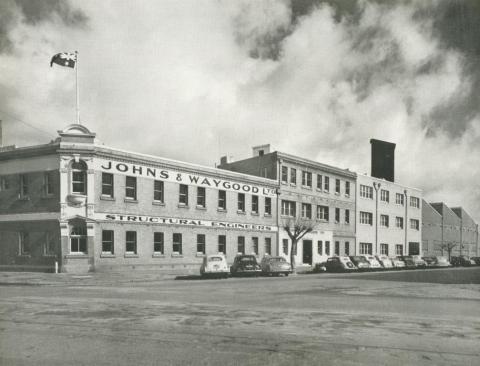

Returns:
230,255,261,276
376,255,393,269
349,256,371,270
200,254,229,278
422,256,437,266
471,257,480,265
398,256,416,269
390,257,406,268
434,256,451,267
260,256,292,276
325,256,357,272
450,256,475,267
411,255,427,268
364,255,382,269
313,262,327,272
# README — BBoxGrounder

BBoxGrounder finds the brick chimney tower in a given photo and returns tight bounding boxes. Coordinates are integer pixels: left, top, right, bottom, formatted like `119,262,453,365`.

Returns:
370,139,396,182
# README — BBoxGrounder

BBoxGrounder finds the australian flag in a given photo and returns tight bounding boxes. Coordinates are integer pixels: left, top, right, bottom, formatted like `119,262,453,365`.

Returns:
50,52,76,68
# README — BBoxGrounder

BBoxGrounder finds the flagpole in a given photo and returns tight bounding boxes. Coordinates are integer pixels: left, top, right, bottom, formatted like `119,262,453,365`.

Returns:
75,50,80,125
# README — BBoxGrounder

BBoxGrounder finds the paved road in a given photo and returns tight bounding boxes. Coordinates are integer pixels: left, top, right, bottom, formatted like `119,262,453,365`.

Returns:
1,267,479,365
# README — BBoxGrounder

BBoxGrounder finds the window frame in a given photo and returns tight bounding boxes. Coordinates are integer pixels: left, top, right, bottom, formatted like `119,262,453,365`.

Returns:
251,195,259,214
70,225,87,254
301,203,312,219
125,231,137,254
237,236,245,254
218,235,226,254
281,200,296,217
265,197,272,215
252,237,259,255
335,179,340,194
380,214,389,227
290,168,297,185
197,186,206,208
380,243,389,255
102,173,114,198
281,166,288,183
44,171,55,196
197,234,206,254
218,190,226,210
335,208,340,223
125,176,137,200
101,230,114,254
179,184,188,206
237,193,245,212
172,233,183,254
154,232,164,254
359,211,373,225
317,205,329,221
153,180,164,203
265,237,272,255
380,189,389,203
18,232,30,256
302,171,312,188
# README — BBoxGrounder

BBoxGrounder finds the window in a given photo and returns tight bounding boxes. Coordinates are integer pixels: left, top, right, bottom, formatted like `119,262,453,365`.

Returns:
102,173,114,197
237,236,245,254
380,214,389,227
344,242,350,255
197,187,206,207
237,193,245,212
281,200,296,217
335,208,340,223
345,181,350,196
70,225,87,253
262,168,268,178
396,217,404,229
325,241,330,255
0,176,10,191
252,237,259,255
324,176,330,192
396,193,404,205
335,241,340,255
317,241,323,255
173,233,182,254
301,203,312,219
302,171,312,187
19,174,28,197
290,168,297,185
359,211,373,225
197,234,205,254
265,238,271,255
317,205,329,221
410,196,420,208
19,232,30,255
283,239,288,255
380,189,389,203
345,209,350,224
281,166,288,183
154,232,164,254
126,231,137,254
265,197,272,215
102,230,114,254
359,242,372,255
359,184,373,199
380,243,389,255
251,195,259,214
71,161,86,194
317,174,322,190
395,244,403,256
218,190,226,210
44,171,55,195
218,235,226,254
335,179,340,194
179,184,188,205
154,180,164,202
44,232,56,256
410,219,419,230
125,176,137,200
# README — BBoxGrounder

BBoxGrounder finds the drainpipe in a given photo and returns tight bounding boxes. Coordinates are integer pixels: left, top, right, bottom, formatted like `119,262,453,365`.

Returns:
459,217,463,256
277,158,282,257
373,182,380,255
476,224,479,257
404,190,408,255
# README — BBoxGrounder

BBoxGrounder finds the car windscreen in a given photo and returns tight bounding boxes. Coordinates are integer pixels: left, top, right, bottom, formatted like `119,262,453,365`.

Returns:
270,257,286,262
208,257,223,262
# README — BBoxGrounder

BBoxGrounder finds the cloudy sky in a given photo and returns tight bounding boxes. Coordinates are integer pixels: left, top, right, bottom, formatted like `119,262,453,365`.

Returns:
1,0,479,221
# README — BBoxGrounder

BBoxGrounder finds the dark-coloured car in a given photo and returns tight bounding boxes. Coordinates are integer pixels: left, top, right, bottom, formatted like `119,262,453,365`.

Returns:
422,257,437,267
451,256,475,267
349,256,370,270
325,256,357,272
230,255,261,276
471,257,480,265
399,256,416,269
260,256,292,276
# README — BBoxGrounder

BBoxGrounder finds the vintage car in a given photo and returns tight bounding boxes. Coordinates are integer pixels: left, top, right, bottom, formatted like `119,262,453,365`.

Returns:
260,256,292,276
325,256,357,272
364,255,382,269
399,256,416,269
421,256,437,266
230,255,262,276
471,257,480,265
451,256,475,267
376,255,393,269
390,257,406,268
349,256,371,270
411,255,427,268
200,254,229,278
434,256,451,267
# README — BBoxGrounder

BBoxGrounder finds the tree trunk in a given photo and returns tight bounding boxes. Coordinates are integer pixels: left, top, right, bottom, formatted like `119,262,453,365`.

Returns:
290,239,297,274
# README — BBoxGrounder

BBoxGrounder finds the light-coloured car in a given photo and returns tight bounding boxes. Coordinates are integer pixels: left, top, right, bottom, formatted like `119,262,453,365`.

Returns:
364,255,382,269
376,255,393,269
434,256,451,267
260,256,292,276
411,255,427,268
200,254,229,278
349,256,370,270
390,257,406,268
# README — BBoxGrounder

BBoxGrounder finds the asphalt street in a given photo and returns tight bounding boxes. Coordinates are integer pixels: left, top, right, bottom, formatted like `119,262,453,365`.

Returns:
0,267,479,366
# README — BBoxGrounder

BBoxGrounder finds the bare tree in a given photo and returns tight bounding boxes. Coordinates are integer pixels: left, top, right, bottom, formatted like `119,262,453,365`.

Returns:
440,242,457,261
283,216,316,274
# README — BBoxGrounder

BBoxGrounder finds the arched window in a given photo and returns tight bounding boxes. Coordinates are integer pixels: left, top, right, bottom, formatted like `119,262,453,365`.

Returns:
70,224,87,253
71,160,87,195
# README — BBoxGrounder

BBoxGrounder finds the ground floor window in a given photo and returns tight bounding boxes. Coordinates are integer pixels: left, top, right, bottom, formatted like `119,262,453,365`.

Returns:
395,244,403,256
252,237,259,255
154,232,164,254
173,233,182,254
218,235,226,254
237,236,245,254
317,240,323,255
19,232,30,255
325,241,330,256
283,239,288,255
44,232,56,256
380,243,388,255
70,225,87,254
359,242,372,255
102,230,114,254
345,241,350,255
197,234,205,254
265,238,271,255
126,231,137,254
334,241,340,255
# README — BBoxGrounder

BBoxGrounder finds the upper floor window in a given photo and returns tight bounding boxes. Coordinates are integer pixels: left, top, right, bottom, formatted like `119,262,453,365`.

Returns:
125,176,137,200
265,197,272,215
359,211,373,225
218,235,226,254
396,216,404,229
290,168,297,185
359,184,373,199
410,219,419,230
102,230,114,254
179,184,188,205
102,173,114,197
19,232,30,255
335,241,340,255
19,174,28,197
302,171,312,188
70,224,87,254
335,179,340,194
218,190,226,210
380,189,389,203
317,205,329,221
71,161,87,195
345,209,350,224
335,208,340,223
301,203,312,219
345,241,350,255
251,195,259,214
359,242,372,255
410,196,420,208
173,233,182,254
395,193,404,205
281,200,296,217
237,193,245,212
345,181,350,196
197,187,206,208
324,176,330,192
281,166,288,183
237,236,245,254
44,171,55,196
154,180,164,202
317,174,322,190
380,243,389,255
380,214,389,227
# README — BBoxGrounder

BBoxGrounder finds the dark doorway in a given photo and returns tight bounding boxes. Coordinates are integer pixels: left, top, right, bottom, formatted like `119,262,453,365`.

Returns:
303,240,312,265
409,242,420,255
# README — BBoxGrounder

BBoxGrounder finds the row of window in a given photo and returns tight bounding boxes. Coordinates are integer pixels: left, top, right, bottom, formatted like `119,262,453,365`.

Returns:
0,172,55,197
360,243,404,256
98,231,273,256
359,212,419,229
359,185,420,208
281,166,351,196
281,200,352,224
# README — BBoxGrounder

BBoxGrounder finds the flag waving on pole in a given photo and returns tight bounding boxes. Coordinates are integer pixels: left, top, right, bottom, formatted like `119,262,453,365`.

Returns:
50,52,76,68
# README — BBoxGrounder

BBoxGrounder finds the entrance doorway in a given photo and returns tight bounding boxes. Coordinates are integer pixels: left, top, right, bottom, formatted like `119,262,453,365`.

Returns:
303,240,312,265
